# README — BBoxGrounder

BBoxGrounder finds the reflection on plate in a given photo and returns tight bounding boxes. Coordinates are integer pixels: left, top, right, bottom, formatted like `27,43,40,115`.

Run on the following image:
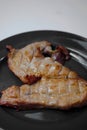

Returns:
0,30,87,130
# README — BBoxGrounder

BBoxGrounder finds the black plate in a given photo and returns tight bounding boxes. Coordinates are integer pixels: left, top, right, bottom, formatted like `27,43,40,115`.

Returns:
0,30,87,130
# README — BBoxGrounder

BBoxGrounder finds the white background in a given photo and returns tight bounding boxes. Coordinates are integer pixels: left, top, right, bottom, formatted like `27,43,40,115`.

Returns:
0,0,87,41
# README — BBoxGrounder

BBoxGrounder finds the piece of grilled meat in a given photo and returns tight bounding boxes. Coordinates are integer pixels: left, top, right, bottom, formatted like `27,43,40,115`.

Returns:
0,77,87,110
7,41,77,84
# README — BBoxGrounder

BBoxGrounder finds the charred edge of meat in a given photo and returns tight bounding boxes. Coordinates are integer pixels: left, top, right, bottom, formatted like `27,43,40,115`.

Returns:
1,100,87,110
0,102,44,110
16,103,44,110
42,45,70,65
56,45,70,60
24,75,41,85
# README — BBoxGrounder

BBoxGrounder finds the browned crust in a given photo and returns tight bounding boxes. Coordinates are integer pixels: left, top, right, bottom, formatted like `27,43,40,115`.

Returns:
0,85,87,110
8,62,41,84
24,75,41,85
3,42,87,110
0,102,44,110
0,97,87,110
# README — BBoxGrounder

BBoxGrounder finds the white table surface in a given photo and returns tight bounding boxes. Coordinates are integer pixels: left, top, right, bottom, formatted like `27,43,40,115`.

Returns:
0,0,87,41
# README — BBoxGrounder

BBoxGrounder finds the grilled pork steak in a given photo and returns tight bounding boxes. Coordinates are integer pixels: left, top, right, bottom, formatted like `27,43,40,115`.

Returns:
7,41,77,84
1,41,87,110
0,77,87,110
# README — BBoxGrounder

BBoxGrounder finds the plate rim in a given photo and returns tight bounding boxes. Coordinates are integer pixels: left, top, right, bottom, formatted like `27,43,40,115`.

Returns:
0,30,87,43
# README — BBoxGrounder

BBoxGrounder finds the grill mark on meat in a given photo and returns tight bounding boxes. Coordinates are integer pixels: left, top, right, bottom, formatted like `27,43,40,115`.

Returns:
55,62,62,76
7,41,79,84
56,82,59,107
67,80,71,106
78,79,81,95
46,82,49,106
3,41,87,110
1,77,87,109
